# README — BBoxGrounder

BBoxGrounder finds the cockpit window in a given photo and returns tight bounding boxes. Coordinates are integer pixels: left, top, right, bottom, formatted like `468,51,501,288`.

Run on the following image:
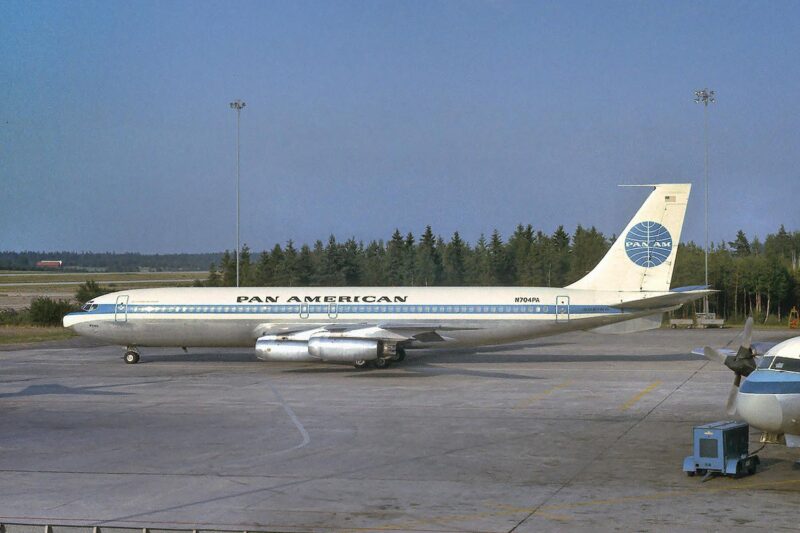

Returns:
768,356,800,373
757,356,774,369
81,303,99,312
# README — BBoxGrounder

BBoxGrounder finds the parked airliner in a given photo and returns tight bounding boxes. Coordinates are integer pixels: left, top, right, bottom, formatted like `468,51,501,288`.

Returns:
64,183,710,367
700,319,800,448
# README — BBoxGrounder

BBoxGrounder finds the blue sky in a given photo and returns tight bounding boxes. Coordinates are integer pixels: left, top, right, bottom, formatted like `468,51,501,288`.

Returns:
1,0,798,253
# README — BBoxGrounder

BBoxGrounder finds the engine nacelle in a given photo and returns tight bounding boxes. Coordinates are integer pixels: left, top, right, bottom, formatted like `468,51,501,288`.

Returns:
255,338,317,362
254,336,383,363
309,337,382,363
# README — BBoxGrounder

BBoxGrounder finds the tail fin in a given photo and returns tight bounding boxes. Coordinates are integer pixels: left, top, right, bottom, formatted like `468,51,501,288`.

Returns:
567,183,691,292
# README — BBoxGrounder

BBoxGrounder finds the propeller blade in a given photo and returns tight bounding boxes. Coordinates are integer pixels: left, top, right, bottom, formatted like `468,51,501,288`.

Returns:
741,317,754,350
703,346,727,365
725,382,738,416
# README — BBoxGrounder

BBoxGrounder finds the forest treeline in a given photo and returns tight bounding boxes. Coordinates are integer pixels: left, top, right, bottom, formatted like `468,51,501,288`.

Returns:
4,225,798,323
0,251,222,271
204,225,800,323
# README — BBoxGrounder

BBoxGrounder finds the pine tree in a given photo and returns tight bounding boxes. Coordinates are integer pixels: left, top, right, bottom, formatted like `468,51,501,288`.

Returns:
220,251,236,287
415,226,442,286
443,231,467,285
269,244,286,285
340,238,363,286
206,263,221,287
507,224,534,285
488,229,509,285
470,234,493,285
728,230,751,257
254,250,273,285
283,240,299,286
363,240,387,286
403,232,416,285
296,244,314,285
568,225,609,284
239,245,253,286
548,226,571,287
386,230,405,285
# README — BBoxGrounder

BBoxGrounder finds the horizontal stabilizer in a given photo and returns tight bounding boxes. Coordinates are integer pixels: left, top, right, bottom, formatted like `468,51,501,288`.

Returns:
612,289,716,310
590,313,663,334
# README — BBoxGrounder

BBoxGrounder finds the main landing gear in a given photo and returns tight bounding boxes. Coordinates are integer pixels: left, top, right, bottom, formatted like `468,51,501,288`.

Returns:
124,347,140,364
352,347,406,369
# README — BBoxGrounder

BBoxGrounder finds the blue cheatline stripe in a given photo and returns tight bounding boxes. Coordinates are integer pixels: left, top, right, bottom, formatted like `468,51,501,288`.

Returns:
740,379,800,395
738,369,800,394
68,303,623,317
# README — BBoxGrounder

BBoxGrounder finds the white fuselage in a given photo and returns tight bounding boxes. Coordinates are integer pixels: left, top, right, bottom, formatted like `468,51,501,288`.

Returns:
735,337,800,445
63,286,673,349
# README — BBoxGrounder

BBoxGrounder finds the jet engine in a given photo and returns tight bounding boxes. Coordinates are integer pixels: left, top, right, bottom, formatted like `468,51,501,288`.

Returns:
255,339,314,361
255,335,382,363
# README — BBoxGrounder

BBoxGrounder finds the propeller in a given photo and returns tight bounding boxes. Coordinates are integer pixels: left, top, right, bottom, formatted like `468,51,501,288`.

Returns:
702,317,756,416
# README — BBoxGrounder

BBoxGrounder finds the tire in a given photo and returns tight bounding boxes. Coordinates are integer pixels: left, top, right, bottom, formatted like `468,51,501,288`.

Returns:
353,360,369,369
373,358,390,369
395,348,406,362
124,351,140,364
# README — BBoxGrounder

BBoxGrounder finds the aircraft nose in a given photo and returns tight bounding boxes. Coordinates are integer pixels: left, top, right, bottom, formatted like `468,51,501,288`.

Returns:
63,312,80,329
736,392,783,433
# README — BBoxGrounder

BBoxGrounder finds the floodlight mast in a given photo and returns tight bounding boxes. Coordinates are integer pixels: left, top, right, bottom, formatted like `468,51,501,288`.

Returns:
694,88,715,315
229,99,246,287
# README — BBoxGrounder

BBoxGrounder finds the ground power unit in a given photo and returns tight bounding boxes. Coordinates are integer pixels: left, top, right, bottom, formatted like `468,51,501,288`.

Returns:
683,421,759,478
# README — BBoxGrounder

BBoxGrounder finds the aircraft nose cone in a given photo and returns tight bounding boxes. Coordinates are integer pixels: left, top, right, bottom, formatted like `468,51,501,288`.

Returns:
736,392,783,433
63,313,80,328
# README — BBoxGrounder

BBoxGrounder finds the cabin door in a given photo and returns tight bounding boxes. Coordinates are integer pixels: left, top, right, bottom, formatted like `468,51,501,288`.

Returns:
115,295,129,322
555,295,570,322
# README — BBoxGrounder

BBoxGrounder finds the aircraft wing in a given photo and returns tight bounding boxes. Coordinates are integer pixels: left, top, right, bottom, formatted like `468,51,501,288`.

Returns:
256,322,479,344
612,288,716,311
691,342,777,358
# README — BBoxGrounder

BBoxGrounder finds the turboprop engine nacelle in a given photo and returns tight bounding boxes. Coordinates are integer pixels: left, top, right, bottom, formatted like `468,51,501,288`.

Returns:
255,336,382,363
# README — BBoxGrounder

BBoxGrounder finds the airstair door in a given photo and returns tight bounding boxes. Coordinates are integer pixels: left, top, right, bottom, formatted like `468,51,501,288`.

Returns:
555,295,570,323
115,295,129,323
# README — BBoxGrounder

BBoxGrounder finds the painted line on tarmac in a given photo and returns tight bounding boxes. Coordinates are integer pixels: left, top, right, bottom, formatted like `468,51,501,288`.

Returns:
514,380,572,409
619,380,662,411
267,382,311,451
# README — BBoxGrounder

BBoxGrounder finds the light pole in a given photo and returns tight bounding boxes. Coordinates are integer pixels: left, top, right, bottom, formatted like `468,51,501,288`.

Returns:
694,88,715,315
229,100,246,287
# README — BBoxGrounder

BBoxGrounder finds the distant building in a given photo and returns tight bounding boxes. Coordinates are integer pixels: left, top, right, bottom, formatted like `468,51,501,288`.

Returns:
36,260,63,269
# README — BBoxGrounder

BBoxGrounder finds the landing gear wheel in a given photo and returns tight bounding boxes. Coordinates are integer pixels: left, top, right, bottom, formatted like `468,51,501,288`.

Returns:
373,358,390,369
353,359,369,369
395,348,406,362
124,351,140,364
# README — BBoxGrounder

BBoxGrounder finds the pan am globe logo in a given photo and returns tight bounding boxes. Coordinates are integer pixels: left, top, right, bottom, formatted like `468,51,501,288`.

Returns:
625,221,673,268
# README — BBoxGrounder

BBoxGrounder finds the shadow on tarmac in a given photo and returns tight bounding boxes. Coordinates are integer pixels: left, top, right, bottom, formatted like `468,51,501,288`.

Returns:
137,343,698,367
0,382,134,398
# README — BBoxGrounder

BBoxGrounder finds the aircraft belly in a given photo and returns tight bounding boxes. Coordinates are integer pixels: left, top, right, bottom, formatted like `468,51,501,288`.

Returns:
72,311,636,350
75,318,260,347
778,394,800,435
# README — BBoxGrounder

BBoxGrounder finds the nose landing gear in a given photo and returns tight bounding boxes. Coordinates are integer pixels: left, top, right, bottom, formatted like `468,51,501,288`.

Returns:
124,347,140,364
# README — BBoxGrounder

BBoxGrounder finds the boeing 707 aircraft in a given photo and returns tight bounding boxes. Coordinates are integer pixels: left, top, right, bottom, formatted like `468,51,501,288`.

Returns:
64,183,710,367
